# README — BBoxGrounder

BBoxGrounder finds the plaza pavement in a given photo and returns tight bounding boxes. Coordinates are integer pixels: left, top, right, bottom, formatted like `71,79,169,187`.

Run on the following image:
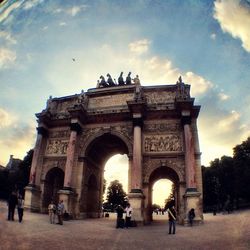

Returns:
0,201,250,250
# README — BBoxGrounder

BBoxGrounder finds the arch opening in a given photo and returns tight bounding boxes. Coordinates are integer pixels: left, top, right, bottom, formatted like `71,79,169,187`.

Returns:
43,167,64,211
148,166,179,222
80,133,130,218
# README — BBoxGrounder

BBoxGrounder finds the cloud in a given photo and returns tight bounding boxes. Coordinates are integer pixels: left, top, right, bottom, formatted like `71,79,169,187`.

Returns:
129,39,151,55
218,92,230,101
53,5,88,17
59,22,67,26
0,108,16,128
198,91,250,165
69,5,87,16
0,31,17,44
210,33,216,40
23,0,44,10
0,48,16,68
214,0,250,52
0,121,36,166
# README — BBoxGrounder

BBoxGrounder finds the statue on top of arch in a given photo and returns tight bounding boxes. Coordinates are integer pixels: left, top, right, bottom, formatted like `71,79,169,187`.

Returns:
96,72,141,88
176,76,190,100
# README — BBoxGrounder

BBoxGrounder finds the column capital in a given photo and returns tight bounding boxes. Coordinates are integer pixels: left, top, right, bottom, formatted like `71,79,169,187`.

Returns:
181,116,192,126
133,117,144,128
36,126,48,136
70,122,82,133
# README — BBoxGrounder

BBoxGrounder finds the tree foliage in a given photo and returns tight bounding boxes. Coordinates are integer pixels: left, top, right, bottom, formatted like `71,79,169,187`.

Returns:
0,149,33,199
202,137,250,211
105,180,127,210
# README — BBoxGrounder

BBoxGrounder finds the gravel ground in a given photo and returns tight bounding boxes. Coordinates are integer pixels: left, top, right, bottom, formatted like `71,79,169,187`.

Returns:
0,201,250,250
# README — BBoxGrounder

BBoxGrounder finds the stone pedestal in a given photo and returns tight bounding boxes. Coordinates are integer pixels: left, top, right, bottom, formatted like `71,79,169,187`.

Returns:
58,189,75,217
183,191,203,225
24,185,41,212
128,191,144,223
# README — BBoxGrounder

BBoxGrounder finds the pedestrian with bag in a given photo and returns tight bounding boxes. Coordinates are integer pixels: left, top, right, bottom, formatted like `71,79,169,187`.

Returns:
167,205,177,234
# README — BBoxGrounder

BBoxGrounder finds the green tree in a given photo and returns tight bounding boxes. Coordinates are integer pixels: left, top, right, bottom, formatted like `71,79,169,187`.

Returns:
106,180,127,210
233,137,250,205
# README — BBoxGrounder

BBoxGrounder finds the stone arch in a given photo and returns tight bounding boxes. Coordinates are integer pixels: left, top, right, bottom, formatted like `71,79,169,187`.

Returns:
79,131,130,218
144,158,185,184
80,129,133,158
42,167,64,211
145,164,181,222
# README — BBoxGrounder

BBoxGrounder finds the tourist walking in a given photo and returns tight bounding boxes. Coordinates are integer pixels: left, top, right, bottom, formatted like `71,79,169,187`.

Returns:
48,200,56,224
125,203,133,228
7,190,18,221
57,200,65,225
17,194,24,223
188,208,195,226
167,205,176,234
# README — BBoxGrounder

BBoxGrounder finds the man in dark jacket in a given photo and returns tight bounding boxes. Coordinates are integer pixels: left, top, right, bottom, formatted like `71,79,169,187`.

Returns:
167,206,177,234
116,205,124,228
8,190,18,221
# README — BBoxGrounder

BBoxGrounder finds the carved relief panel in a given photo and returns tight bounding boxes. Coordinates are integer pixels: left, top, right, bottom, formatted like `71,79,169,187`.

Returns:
45,129,70,156
143,121,183,154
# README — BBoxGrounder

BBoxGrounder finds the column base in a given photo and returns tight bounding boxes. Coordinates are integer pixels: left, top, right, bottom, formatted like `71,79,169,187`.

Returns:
128,190,144,224
58,189,76,218
24,185,41,212
183,190,203,226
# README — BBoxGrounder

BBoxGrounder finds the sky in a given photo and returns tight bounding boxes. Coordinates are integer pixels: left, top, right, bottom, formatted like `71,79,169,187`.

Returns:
0,0,250,204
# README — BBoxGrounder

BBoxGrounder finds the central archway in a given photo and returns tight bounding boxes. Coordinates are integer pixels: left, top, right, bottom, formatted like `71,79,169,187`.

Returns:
79,132,131,218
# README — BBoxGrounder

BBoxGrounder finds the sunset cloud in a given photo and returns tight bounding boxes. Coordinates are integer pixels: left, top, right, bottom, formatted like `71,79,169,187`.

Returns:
214,0,250,52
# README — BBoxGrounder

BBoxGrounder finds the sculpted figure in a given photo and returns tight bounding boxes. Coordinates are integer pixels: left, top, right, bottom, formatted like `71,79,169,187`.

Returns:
99,75,108,87
126,72,132,85
118,72,125,85
107,73,115,86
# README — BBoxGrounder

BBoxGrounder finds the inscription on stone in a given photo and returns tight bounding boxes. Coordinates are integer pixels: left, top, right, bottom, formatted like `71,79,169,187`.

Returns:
144,123,180,132
45,139,68,155
88,93,134,108
144,91,175,104
144,135,182,152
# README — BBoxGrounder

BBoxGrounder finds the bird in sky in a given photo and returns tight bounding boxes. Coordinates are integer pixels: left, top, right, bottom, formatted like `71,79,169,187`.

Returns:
72,58,75,62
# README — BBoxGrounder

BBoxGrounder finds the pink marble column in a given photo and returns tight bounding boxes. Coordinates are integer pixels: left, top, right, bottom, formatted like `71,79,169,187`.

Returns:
63,123,81,189
131,123,142,191
29,127,47,185
183,119,197,191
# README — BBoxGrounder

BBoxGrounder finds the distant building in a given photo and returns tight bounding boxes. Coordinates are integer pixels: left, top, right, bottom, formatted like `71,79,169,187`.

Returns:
5,155,22,172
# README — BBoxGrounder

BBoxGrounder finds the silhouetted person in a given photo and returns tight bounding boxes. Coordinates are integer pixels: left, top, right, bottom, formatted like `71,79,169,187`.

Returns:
8,191,18,221
116,205,124,228
125,72,132,85
17,194,24,223
188,208,195,226
167,206,176,234
118,72,125,85
57,200,65,225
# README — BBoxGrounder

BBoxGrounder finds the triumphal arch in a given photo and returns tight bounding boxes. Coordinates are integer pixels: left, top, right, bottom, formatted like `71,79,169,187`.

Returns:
25,75,203,225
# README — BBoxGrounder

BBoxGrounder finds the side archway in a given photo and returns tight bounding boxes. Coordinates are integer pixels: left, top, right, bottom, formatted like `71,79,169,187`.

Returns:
147,166,180,222
43,167,64,211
